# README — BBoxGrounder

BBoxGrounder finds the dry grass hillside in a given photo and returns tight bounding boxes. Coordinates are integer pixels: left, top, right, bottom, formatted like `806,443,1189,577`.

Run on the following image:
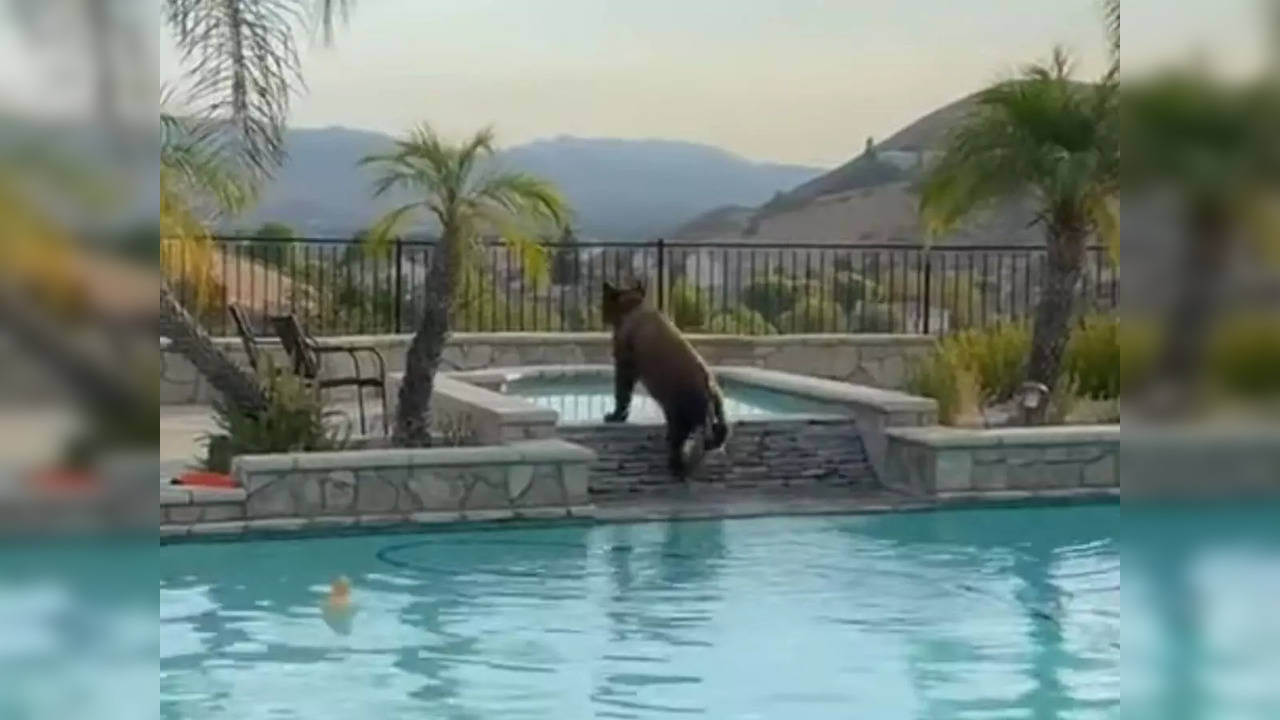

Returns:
670,90,1044,246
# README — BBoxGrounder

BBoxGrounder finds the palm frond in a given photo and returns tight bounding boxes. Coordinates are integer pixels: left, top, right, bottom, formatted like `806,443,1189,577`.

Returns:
166,0,307,179
364,201,425,252
920,48,1115,239
1102,0,1120,72
475,172,572,229
314,0,353,44
161,113,251,214
363,124,573,297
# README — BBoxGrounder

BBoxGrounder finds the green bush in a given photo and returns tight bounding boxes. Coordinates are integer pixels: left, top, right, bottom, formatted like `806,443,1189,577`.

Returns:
906,341,982,425
906,322,1029,425
847,301,901,333
667,280,709,331
1064,314,1121,400
706,307,777,335
741,272,808,324
775,294,847,333
203,361,349,472
950,322,1031,403
830,271,883,313
1209,314,1280,397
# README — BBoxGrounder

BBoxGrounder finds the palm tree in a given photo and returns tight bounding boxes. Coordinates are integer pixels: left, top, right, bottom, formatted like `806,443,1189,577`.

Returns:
361,125,570,446
920,48,1117,422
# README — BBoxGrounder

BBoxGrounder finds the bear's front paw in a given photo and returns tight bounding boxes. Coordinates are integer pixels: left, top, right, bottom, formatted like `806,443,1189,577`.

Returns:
603,409,628,423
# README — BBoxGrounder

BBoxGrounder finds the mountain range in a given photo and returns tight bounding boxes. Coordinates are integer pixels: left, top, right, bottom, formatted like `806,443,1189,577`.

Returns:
225,130,825,241
232,88,1046,246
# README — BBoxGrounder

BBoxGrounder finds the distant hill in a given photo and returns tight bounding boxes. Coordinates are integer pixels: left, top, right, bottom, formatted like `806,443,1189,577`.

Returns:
225,129,824,240
670,90,1045,246
667,204,756,240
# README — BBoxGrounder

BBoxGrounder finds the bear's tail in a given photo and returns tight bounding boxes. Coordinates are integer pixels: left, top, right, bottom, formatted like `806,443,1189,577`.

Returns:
704,382,729,451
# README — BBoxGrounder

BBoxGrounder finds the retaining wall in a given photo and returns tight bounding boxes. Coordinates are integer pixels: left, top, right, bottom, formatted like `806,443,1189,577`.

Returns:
161,332,935,404
159,439,594,538
884,425,1119,501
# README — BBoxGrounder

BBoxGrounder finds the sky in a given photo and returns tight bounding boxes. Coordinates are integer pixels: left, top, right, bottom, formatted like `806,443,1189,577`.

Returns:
139,0,1268,167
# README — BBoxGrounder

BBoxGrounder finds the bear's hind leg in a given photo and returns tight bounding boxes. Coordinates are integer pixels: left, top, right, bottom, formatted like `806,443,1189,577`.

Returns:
666,419,693,477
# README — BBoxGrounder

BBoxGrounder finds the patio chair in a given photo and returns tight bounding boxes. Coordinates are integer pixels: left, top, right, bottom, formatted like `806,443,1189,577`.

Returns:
268,313,389,435
227,304,268,373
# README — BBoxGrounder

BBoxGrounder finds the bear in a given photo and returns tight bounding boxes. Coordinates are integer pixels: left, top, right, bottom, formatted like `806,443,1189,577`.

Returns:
601,279,729,475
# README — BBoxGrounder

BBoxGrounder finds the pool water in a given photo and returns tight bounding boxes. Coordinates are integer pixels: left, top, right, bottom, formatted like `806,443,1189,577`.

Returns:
504,376,845,424
161,505,1121,719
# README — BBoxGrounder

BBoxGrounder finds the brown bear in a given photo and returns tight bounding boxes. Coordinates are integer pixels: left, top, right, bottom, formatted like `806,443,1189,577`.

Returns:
601,280,729,475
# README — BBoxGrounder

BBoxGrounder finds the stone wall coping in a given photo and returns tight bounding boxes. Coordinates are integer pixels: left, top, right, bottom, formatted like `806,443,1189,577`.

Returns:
449,363,935,416
432,375,558,424
886,424,1120,449
232,438,595,474
716,366,937,414
447,365,613,384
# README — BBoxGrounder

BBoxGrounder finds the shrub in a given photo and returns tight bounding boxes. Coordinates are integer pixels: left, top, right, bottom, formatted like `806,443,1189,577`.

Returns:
1064,314,1121,400
667,280,709,331
741,272,806,324
847,301,901,333
775,294,847,333
1208,314,1280,397
706,307,777,335
830,271,883,313
436,413,480,447
906,322,1030,424
947,322,1031,403
203,360,348,472
907,341,982,425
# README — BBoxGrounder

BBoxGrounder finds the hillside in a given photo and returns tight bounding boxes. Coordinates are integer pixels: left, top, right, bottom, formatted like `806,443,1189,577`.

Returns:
225,129,824,240
669,90,1049,246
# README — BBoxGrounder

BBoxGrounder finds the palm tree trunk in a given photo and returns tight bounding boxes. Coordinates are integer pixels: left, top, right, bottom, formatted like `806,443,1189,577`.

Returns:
160,281,267,415
1026,220,1087,423
394,237,460,446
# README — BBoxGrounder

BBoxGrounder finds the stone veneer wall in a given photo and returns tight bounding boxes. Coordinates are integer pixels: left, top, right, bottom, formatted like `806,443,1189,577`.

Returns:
160,439,594,538
161,332,935,404
560,417,875,497
883,425,1119,499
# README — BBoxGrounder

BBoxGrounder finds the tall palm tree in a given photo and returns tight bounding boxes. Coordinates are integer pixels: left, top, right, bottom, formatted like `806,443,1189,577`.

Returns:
920,48,1118,421
362,125,571,445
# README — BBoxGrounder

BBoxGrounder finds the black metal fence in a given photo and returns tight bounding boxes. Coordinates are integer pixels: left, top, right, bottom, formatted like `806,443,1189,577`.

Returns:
161,236,1118,337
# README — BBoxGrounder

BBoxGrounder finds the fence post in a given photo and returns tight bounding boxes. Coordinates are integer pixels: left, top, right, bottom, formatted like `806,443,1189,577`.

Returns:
922,251,933,335
393,238,403,333
656,238,666,313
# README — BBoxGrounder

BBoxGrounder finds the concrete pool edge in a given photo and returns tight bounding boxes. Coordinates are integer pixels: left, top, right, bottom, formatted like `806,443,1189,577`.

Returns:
160,486,1120,543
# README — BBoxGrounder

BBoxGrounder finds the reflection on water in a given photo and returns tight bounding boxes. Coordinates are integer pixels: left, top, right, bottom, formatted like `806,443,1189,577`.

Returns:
161,507,1121,719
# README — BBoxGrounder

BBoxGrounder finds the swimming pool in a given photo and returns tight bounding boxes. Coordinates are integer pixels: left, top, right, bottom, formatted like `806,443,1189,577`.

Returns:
160,505,1119,718
504,376,847,424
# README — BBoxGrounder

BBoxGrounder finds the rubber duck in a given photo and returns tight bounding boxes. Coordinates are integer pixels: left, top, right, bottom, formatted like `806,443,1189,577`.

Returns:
321,576,357,635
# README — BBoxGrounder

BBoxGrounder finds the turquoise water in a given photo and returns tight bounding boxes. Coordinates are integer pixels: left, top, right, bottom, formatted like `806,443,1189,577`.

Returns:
504,377,846,424
160,505,1121,719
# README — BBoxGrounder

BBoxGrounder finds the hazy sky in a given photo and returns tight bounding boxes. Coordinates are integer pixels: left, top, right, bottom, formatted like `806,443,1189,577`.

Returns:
152,0,1266,167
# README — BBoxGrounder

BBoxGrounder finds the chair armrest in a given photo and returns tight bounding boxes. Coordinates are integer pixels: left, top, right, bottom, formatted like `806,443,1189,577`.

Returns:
312,343,387,382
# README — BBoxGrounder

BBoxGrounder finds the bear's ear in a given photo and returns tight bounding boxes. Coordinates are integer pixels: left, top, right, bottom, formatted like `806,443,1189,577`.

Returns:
602,280,618,297
632,279,647,297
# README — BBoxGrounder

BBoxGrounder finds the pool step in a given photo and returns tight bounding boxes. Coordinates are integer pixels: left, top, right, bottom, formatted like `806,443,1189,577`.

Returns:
561,417,877,496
